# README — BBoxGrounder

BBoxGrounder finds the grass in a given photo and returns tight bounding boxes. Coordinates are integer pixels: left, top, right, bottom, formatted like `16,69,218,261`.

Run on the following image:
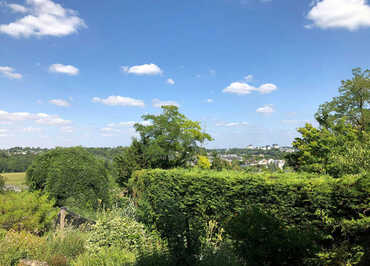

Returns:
2,172,26,186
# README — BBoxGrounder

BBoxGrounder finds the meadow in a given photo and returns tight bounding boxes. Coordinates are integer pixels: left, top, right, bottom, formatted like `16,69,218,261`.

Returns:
2,172,26,186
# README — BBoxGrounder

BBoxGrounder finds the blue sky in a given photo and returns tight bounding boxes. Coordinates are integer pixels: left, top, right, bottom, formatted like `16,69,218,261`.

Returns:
1,0,370,148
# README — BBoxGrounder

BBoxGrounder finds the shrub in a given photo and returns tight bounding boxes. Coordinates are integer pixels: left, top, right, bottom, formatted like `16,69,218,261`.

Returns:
86,208,163,254
0,229,86,266
225,206,317,265
44,229,87,262
196,155,211,169
0,192,57,234
130,169,370,265
26,147,110,209
0,230,46,266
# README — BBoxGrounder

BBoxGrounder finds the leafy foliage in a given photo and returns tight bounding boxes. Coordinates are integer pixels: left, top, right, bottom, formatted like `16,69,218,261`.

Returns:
225,206,317,265
114,106,212,186
0,192,57,234
196,155,211,169
286,122,369,177
130,169,370,265
0,229,87,266
315,68,369,133
86,208,163,254
26,147,110,209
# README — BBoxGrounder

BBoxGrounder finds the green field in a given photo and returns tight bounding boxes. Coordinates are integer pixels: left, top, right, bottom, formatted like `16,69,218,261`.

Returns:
2,172,26,186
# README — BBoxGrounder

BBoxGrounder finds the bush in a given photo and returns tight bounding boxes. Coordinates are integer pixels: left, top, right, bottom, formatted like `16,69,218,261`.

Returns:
225,206,317,265
86,208,163,254
130,169,370,265
0,230,46,265
0,229,87,266
0,192,57,234
26,147,110,209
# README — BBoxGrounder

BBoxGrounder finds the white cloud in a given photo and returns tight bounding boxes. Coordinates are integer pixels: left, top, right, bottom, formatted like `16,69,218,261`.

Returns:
0,109,71,125
92,96,145,107
49,99,70,107
7,3,28,13
166,78,175,85
0,0,86,38
256,105,275,113
121,63,162,75
306,0,370,30
216,121,249,127
258,83,278,94
223,81,277,95
49,64,79,75
152,98,179,108
209,69,216,75
223,82,255,95
206,98,214,103
244,74,253,82
0,66,22,79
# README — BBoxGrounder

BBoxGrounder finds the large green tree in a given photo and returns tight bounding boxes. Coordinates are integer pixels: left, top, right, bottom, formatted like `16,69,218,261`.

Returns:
287,68,370,177
114,106,212,186
26,147,110,209
315,68,369,132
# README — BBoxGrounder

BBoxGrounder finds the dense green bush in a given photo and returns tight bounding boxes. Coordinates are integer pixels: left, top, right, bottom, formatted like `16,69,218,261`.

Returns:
86,209,163,254
130,169,370,265
0,192,57,234
225,206,317,265
26,147,110,209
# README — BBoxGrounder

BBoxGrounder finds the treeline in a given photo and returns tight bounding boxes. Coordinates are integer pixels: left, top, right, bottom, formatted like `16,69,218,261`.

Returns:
0,147,126,173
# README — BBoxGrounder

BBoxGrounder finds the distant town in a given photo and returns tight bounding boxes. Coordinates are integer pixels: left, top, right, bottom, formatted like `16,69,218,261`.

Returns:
0,145,295,173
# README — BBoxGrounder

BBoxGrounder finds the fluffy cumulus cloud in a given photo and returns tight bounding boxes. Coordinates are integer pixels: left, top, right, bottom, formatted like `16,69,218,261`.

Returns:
0,66,22,79
92,96,145,107
256,104,275,113
223,81,277,95
121,64,162,75
306,0,370,30
152,98,179,108
0,0,86,38
49,99,70,107
206,98,214,103
49,64,79,75
216,121,249,127
166,78,175,85
0,109,71,125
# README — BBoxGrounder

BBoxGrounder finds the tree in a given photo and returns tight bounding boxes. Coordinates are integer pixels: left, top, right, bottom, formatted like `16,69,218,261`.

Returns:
288,68,370,177
315,68,370,133
26,147,110,209
115,106,213,186
196,155,211,169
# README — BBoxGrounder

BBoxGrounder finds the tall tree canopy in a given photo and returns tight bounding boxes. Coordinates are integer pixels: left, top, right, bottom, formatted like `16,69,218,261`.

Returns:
114,106,213,186
315,68,370,132
287,68,370,177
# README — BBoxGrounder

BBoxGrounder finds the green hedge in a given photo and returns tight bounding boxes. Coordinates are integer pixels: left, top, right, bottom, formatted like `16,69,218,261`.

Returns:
130,169,370,264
